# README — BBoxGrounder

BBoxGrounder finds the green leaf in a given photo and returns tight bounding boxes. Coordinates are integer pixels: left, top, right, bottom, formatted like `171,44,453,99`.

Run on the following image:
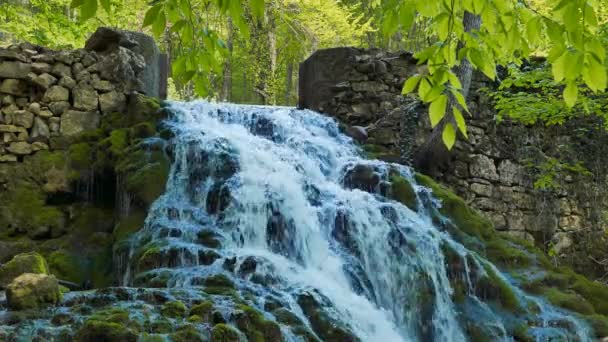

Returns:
551,52,567,82
429,95,448,128
70,0,85,8
399,4,416,31
448,71,462,89
450,88,469,113
563,81,578,108
79,0,98,21
442,123,456,150
170,20,187,33
100,0,111,13
418,78,432,102
152,11,166,37
251,0,264,19
143,4,162,27
402,75,421,94
453,107,467,139
583,57,607,92
383,11,398,36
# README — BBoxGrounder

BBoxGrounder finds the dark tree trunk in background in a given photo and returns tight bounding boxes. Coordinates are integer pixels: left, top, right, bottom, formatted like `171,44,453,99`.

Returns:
285,62,293,105
412,11,481,174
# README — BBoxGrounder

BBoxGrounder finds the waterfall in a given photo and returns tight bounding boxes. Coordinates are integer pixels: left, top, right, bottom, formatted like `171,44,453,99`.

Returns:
112,101,591,341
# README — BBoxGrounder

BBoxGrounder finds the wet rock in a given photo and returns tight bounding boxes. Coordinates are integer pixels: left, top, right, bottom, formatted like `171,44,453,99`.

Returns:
342,163,385,194
6,273,62,310
297,291,358,341
345,125,368,143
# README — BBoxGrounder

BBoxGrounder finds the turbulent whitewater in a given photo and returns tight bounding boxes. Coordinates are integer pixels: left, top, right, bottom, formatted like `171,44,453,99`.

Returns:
109,101,591,341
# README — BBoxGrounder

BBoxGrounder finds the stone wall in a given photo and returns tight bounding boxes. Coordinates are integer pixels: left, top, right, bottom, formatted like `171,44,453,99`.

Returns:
299,47,608,278
0,27,167,163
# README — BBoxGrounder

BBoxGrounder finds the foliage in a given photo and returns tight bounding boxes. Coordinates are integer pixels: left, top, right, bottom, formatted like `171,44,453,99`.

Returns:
381,0,608,148
525,157,592,190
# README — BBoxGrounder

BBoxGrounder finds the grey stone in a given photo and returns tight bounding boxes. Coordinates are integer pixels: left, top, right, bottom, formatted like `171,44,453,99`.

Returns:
73,87,98,111
48,101,70,115
344,125,368,143
469,155,499,181
43,86,69,103
51,63,72,78
0,125,24,133
10,110,34,128
60,110,100,136
0,61,31,79
93,79,114,92
31,62,52,74
72,62,85,75
15,97,27,108
74,70,91,82
31,54,54,63
28,103,41,115
1,104,18,117
38,109,53,118
58,76,76,89
0,49,27,62
33,73,58,89
31,117,50,140
81,53,97,67
0,154,17,163
6,142,32,155
54,51,74,65
99,90,126,114
32,141,49,151
1,94,14,105
0,79,28,96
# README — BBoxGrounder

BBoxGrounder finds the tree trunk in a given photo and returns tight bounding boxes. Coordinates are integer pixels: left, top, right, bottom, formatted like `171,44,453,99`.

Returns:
285,62,293,105
412,11,481,174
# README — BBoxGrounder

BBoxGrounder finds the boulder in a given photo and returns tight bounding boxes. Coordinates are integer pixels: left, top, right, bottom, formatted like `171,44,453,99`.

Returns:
10,110,34,128
0,252,49,288
31,117,50,140
60,110,100,136
0,79,28,96
7,141,33,155
6,273,62,310
43,85,69,103
32,62,52,74
99,90,126,114
73,87,99,111
58,76,76,89
345,125,368,143
51,63,72,78
49,101,70,115
33,73,57,89
0,49,27,62
0,61,32,79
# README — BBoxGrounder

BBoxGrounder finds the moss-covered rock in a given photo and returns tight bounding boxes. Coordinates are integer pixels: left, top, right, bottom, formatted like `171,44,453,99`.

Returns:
74,320,137,342
543,287,595,315
6,273,62,310
171,324,206,342
234,304,283,342
211,324,240,342
190,300,214,322
0,252,49,288
161,300,187,318
46,250,89,286
475,263,521,312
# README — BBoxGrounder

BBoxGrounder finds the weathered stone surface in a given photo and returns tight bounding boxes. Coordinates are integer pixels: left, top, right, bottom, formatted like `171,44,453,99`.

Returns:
43,85,69,102
31,117,50,140
0,124,24,133
344,125,368,143
58,76,76,89
32,141,49,151
0,61,32,79
10,110,34,128
93,79,113,92
51,63,72,78
48,101,70,115
469,155,499,181
15,97,28,107
559,215,584,232
0,79,28,96
1,94,14,105
31,62,52,74
60,110,100,136
38,109,53,118
32,73,57,89
0,252,49,289
7,141,33,155
73,87,98,111
28,102,41,115
0,49,27,62
6,273,62,310
99,90,126,114
0,154,17,162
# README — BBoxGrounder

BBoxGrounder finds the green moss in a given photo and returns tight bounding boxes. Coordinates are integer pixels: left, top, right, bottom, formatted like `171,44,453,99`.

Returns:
484,238,532,268
211,324,240,341
543,287,595,315
389,174,418,211
46,250,88,285
130,122,156,139
171,324,205,342
68,143,93,170
415,173,494,240
113,211,146,242
137,246,162,271
139,334,166,342
571,276,608,315
585,314,608,337
100,129,129,157
197,230,222,248
235,304,282,342
75,320,137,342
272,308,303,326
149,318,172,334
117,149,170,207
190,300,214,320
204,274,235,289
204,286,238,297
512,324,534,342
0,252,49,288
476,263,521,312
361,144,400,162
161,300,187,318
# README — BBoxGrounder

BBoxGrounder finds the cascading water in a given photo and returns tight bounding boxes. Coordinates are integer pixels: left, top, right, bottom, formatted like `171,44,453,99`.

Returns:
112,101,592,341
0,100,595,341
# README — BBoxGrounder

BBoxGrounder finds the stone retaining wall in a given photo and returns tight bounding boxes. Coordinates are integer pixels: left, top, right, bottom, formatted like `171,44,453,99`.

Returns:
0,28,167,163
299,47,608,277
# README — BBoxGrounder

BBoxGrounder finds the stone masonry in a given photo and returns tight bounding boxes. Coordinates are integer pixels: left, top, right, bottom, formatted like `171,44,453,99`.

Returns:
0,27,167,163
